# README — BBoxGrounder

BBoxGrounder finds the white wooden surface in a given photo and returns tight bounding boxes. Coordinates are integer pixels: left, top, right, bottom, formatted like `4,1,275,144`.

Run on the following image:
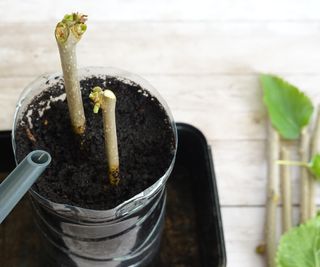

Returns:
1,1,320,266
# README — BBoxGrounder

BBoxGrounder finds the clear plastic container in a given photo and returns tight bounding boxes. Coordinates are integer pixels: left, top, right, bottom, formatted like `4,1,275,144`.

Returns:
12,67,178,267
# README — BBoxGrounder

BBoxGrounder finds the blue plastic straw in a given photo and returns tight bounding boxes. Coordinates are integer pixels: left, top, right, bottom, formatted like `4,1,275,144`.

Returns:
0,150,51,224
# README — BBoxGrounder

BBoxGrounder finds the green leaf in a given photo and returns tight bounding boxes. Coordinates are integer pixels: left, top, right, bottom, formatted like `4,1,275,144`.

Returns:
261,74,314,139
309,154,320,180
276,216,320,267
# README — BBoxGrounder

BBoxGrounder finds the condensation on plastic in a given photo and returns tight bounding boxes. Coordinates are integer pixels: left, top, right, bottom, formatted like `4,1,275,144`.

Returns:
11,67,178,267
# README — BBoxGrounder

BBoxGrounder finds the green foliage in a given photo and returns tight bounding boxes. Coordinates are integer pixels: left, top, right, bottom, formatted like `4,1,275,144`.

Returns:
276,216,320,267
261,74,314,139
309,154,320,180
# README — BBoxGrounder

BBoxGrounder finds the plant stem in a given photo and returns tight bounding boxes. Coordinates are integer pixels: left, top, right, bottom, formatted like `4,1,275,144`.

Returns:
310,107,320,218
101,91,120,185
280,147,292,233
276,160,309,167
90,87,120,185
265,123,280,267
55,13,87,135
300,128,310,223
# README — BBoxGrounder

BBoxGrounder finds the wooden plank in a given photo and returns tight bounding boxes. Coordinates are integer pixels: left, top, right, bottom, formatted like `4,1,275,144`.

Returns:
0,0,320,22
212,139,320,206
0,22,320,78
222,206,301,267
1,74,320,136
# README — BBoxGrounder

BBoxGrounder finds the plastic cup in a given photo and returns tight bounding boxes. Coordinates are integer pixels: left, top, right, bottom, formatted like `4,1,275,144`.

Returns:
12,67,177,266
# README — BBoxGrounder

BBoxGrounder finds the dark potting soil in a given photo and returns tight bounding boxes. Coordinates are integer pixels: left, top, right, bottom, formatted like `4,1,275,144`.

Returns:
15,76,175,210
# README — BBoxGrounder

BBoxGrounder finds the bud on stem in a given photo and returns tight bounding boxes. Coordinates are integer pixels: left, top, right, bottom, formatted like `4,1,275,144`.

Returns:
55,13,87,135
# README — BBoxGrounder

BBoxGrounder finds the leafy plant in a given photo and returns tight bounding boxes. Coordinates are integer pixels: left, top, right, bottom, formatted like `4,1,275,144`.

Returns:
276,216,320,267
260,74,315,266
261,74,314,140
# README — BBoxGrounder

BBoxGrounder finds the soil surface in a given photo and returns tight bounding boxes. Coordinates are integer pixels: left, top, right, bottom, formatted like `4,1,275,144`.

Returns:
15,75,175,210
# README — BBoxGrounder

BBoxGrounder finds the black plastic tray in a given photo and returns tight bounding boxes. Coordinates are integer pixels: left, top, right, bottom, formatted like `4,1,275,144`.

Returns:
0,123,226,267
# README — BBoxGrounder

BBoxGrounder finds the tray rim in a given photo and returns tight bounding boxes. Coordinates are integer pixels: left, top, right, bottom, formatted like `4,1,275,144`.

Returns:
176,122,226,267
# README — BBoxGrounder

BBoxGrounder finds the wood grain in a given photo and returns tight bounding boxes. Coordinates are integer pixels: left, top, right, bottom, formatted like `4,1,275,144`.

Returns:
1,22,320,78
223,206,304,267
